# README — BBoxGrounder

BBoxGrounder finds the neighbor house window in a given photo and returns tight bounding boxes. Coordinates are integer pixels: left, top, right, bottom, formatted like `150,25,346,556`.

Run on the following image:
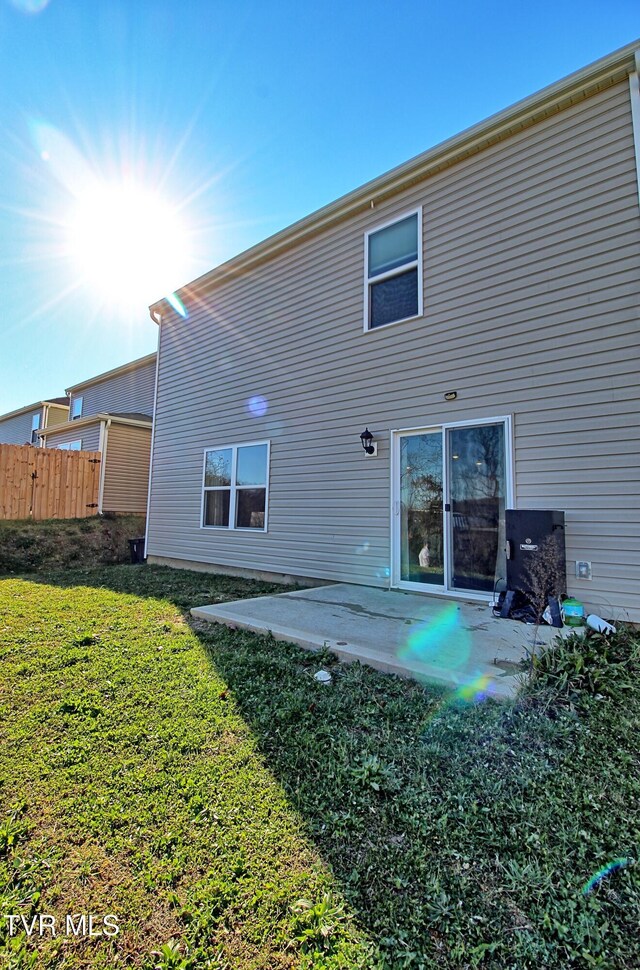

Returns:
70,396,83,420
30,412,41,444
202,442,269,530
59,440,82,450
364,209,422,329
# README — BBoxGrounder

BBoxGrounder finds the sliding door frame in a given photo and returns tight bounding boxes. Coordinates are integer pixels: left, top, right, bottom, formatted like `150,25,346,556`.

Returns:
390,414,514,601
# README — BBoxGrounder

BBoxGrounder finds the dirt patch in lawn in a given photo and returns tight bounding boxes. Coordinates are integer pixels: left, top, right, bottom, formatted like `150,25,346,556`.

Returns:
0,514,146,573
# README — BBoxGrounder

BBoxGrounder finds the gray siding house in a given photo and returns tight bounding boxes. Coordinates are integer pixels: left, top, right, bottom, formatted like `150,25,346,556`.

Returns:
0,398,69,445
146,42,640,623
41,353,156,514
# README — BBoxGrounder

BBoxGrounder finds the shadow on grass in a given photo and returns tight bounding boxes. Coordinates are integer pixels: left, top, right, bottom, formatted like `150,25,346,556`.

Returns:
13,564,638,969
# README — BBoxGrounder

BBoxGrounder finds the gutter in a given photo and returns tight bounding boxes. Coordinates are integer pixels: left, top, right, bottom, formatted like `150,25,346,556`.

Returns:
97,418,110,514
39,413,152,441
40,403,49,448
629,49,640,206
149,39,639,315
0,399,68,423
144,315,162,556
65,353,157,394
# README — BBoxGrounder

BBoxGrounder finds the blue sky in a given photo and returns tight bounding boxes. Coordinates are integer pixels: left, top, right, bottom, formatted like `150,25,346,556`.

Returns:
0,0,637,413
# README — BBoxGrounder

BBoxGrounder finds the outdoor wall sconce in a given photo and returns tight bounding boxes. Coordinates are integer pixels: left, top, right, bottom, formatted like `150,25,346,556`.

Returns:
360,428,377,456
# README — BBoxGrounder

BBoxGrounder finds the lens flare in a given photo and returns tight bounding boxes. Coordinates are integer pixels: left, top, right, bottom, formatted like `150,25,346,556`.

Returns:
417,672,498,737
582,858,630,895
9,0,50,13
355,541,370,555
67,181,191,309
27,121,192,312
452,673,492,703
29,120,94,196
166,292,188,318
399,603,472,672
246,395,268,417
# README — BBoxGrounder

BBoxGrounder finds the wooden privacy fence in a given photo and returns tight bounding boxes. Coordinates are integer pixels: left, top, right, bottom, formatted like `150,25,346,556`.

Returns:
0,444,101,520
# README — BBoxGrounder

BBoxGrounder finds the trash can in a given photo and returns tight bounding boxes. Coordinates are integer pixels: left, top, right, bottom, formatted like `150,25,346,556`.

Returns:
128,537,146,564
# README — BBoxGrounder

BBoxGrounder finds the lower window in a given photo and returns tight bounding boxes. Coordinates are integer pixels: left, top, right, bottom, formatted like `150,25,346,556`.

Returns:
202,441,269,530
58,440,82,450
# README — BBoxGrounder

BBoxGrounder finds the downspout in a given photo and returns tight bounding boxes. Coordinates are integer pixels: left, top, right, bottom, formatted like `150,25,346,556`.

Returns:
145,308,162,557
97,418,111,514
630,49,640,208
41,404,48,447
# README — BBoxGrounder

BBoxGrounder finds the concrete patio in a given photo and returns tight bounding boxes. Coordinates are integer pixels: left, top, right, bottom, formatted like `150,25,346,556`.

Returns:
191,583,568,699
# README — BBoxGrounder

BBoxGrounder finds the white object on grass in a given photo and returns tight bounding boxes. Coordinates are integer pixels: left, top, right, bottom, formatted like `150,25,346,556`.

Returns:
586,614,617,635
314,670,332,684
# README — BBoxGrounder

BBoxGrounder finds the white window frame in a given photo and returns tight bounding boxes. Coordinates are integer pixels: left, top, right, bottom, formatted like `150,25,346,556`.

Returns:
363,207,423,332
59,440,82,451
30,412,41,444
201,440,270,532
70,396,83,420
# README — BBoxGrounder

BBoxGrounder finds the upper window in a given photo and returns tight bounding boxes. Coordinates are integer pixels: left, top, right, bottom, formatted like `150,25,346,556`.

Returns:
30,412,41,444
202,442,269,531
364,210,422,330
70,396,83,420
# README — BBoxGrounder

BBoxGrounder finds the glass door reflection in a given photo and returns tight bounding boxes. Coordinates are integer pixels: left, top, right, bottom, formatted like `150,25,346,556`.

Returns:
400,432,444,586
447,423,506,593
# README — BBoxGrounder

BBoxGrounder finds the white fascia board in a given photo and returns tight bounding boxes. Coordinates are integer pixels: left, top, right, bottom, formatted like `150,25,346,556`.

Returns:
41,413,152,437
65,353,157,394
151,40,640,313
629,49,640,208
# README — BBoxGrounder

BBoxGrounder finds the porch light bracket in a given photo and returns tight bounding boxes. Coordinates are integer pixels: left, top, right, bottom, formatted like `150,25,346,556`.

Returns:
360,428,377,456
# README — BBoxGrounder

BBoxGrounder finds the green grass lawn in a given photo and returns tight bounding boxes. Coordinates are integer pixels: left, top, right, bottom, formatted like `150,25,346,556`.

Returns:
1,565,639,968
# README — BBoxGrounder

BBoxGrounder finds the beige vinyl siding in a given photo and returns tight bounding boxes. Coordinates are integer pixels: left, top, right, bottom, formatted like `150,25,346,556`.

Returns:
147,79,640,622
44,405,69,428
102,424,151,514
0,403,69,445
0,407,44,446
68,357,156,419
44,421,101,452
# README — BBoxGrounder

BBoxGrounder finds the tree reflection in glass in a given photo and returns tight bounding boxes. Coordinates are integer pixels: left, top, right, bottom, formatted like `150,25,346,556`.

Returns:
449,424,505,592
400,433,444,585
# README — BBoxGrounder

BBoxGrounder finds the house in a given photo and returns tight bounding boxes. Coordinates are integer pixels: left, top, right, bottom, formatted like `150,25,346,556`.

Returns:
145,41,640,623
41,353,157,515
0,397,69,446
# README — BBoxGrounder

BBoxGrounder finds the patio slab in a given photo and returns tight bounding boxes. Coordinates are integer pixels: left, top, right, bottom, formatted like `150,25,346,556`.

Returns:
192,583,567,699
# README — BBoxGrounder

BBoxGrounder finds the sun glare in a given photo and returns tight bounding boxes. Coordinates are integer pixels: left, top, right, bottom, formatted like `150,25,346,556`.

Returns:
67,182,191,310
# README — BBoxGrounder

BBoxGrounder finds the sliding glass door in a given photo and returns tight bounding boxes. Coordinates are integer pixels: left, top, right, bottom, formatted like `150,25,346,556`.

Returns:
395,420,509,596
400,431,444,586
448,423,506,593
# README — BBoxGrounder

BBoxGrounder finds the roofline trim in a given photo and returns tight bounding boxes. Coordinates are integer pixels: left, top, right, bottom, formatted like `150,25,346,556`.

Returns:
40,413,152,438
0,399,69,423
150,39,640,312
66,352,157,394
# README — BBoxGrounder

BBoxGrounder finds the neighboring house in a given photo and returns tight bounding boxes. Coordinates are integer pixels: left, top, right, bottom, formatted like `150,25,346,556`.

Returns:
41,353,156,515
0,398,69,445
145,42,640,623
